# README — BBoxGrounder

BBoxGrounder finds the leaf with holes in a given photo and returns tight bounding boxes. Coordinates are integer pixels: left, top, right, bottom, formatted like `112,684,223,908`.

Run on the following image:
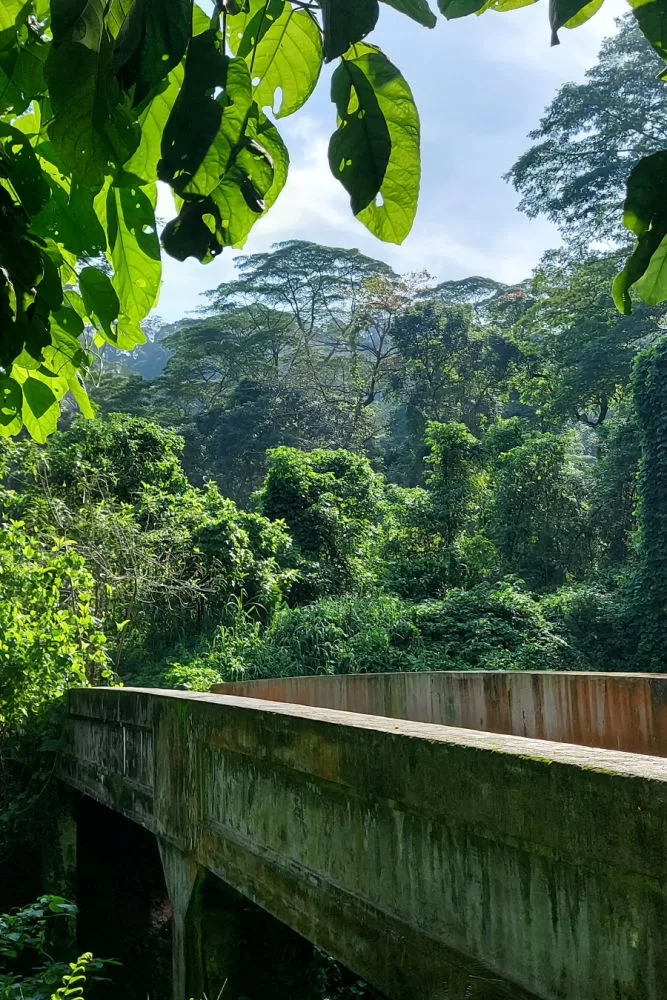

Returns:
162,103,283,260
185,56,253,198
106,182,161,323
329,43,420,244
159,32,250,196
0,375,22,437
228,0,323,118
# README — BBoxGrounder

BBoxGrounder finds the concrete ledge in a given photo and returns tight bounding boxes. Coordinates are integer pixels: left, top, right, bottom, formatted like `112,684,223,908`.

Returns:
58,687,667,1000
212,670,667,755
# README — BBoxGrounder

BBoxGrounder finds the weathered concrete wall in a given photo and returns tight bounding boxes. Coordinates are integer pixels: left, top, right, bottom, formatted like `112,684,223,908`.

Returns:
58,687,667,1000
213,671,667,756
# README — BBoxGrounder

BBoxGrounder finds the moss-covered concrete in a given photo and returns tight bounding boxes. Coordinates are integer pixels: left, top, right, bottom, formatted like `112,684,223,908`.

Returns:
57,687,667,1000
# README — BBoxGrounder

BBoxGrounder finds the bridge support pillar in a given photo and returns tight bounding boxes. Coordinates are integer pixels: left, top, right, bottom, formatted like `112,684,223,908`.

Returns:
41,787,78,953
158,841,200,1000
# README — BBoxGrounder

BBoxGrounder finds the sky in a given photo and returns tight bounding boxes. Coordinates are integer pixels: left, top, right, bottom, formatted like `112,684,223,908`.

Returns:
155,0,627,321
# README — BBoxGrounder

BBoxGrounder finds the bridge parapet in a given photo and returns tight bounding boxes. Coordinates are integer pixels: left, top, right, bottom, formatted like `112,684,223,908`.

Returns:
58,684,667,1000
214,670,667,755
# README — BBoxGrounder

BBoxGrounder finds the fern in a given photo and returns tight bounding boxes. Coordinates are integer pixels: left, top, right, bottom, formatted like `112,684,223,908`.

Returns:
51,952,93,1000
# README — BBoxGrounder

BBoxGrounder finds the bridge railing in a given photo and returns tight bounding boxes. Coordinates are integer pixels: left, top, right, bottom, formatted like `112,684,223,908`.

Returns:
213,669,667,756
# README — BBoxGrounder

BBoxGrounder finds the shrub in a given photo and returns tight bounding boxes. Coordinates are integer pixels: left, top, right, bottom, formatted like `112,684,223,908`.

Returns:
540,584,638,671
226,583,576,680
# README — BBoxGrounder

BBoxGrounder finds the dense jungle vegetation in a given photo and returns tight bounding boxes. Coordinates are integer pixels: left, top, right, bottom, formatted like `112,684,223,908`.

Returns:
2,3,667,999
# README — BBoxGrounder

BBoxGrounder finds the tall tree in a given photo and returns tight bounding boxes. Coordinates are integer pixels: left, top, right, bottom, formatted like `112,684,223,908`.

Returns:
513,249,664,427
389,300,516,432
508,16,667,248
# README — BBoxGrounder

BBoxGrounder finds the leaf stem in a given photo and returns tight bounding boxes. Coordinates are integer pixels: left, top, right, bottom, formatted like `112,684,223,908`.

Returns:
250,0,272,74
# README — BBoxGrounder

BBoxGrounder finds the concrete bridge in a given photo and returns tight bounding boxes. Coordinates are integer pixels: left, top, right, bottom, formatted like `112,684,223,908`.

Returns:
54,671,667,1000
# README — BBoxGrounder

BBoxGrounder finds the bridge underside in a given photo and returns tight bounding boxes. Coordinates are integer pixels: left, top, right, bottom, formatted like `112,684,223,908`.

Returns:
55,679,667,1000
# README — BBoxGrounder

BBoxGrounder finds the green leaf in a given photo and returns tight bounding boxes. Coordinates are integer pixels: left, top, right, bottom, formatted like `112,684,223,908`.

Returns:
159,32,248,196
106,0,134,38
629,0,667,60
67,373,94,418
42,324,87,377
0,1,24,32
329,43,420,244
45,34,140,188
439,0,536,15
380,0,437,27
622,151,667,237
612,151,667,311
106,183,161,322
0,122,50,215
0,32,48,116
437,0,486,18
162,105,284,261
122,63,184,183
481,0,537,9
329,54,391,215
79,265,120,336
562,0,604,29
19,374,60,442
549,0,602,43
634,233,667,305
184,56,253,198
227,0,323,118
50,303,85,340
320,0,379,61
254,108,289,212
31,149,108,257
0,375,22,436
50,0,103,45
112,0,193,103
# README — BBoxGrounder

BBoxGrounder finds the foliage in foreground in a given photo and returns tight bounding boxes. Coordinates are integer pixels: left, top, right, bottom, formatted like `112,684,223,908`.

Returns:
0,521,108,738
0,896,104,1000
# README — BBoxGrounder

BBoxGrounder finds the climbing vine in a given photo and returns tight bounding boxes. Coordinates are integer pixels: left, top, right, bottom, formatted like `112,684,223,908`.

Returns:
631,336,667,666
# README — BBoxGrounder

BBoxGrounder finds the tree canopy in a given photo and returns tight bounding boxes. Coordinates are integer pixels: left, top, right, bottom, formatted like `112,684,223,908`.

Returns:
508,16,667,248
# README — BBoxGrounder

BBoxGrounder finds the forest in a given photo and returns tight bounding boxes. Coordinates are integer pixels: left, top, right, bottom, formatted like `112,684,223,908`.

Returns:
2,4,667,1000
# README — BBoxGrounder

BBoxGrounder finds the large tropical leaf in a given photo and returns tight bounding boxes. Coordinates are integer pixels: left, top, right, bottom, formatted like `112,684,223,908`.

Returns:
45,37,140,188
106,182,161,322
112,0,192,102
329,43,420,244
227,0,323,118
381,0,437,27
320,0,380,61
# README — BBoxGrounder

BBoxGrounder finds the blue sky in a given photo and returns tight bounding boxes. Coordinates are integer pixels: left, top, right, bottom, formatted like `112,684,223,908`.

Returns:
155,0,626,321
